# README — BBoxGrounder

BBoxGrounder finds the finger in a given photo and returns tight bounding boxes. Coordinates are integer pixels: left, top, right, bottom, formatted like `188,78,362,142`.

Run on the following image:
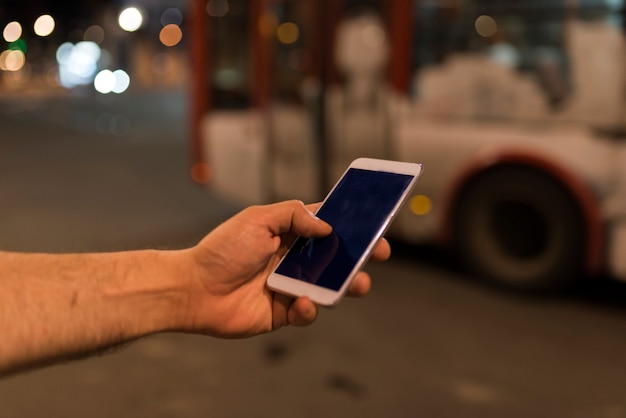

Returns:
287,297,318,327
370,238,391,262
347,272,372,297
265,200,332,238
271,292,293,330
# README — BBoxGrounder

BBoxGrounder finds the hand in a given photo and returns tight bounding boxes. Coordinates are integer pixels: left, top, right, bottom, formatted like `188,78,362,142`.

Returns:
179,200,390,338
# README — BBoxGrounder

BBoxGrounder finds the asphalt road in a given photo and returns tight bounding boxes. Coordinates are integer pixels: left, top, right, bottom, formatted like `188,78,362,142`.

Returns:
0,89,625,418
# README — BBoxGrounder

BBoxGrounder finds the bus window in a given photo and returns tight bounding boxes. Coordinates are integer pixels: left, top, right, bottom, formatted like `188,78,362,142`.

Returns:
411,0,625,116
207,0,251,109
411,0,572,110
411,0,469,68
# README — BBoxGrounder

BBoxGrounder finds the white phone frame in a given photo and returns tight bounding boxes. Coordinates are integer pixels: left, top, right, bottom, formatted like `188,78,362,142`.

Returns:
267,158,423,306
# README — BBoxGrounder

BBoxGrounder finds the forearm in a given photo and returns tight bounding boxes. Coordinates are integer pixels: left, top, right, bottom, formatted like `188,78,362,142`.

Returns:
0,249,188,376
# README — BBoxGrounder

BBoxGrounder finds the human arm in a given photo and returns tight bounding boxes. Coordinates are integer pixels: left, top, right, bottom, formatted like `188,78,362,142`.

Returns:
0,200,390,375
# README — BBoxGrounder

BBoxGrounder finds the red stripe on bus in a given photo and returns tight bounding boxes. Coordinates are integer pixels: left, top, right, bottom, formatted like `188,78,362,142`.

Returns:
439,148,604,276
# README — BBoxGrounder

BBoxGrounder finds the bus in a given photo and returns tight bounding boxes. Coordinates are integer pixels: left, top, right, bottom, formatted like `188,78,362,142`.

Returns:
188,0,626,291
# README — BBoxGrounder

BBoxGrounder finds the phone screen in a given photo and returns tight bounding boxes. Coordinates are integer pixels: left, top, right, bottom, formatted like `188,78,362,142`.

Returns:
274,168,414,291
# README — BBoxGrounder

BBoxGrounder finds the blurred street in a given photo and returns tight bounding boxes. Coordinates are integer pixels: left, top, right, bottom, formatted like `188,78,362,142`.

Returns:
0,89,626,418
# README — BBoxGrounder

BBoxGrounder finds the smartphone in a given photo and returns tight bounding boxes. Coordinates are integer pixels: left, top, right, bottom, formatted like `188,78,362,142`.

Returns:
267,158,423,306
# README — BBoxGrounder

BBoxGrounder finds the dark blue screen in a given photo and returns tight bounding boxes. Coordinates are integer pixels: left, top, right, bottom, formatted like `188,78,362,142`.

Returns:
275,168,413,291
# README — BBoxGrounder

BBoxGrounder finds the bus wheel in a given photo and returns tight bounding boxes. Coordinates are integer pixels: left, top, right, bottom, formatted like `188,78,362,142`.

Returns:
453,166,585,291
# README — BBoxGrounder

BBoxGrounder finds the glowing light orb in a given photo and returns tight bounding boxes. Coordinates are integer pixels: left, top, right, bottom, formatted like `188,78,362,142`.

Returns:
34,15,55,37
94,69,116,94
112,69,130,93
159,24,183,47
409,195,432,216
0,49,26,72
119,7,143,32
277,22,299,45
475,15,497,38
3,21,22,43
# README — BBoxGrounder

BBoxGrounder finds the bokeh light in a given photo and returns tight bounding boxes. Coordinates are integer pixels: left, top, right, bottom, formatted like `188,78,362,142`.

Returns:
118,7,143,32
0,50,9,70
409,195,432,216
151,52,174,75
3,21,22,43
0,49,26,72
475,15,498,38
258,13,278,37
112,69,130,93
191,162,212,184
94,69,131,94
161,8,183,26
94,69,116,93
159,24,183,47
34,14,55,37
84,25,105,44
9,39,27,53
56,41,102,88
277,22,299,45
207,0,229,18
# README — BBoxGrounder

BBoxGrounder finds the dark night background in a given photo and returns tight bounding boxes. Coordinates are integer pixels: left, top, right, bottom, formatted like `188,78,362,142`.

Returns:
1,1,626,417
0,0,112,35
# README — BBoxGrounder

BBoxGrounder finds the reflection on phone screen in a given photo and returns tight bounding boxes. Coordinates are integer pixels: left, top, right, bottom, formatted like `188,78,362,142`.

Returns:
275,168,413,291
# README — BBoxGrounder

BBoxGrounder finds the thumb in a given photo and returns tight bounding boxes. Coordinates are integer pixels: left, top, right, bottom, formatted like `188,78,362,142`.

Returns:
266,200,332,238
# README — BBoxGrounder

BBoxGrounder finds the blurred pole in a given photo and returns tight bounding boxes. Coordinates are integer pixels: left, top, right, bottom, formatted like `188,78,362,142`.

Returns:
387,0,413,94
189,0,211,184
314,0,343,194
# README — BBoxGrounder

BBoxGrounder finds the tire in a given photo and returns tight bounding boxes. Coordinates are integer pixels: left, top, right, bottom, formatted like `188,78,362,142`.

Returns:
453,166,585,291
